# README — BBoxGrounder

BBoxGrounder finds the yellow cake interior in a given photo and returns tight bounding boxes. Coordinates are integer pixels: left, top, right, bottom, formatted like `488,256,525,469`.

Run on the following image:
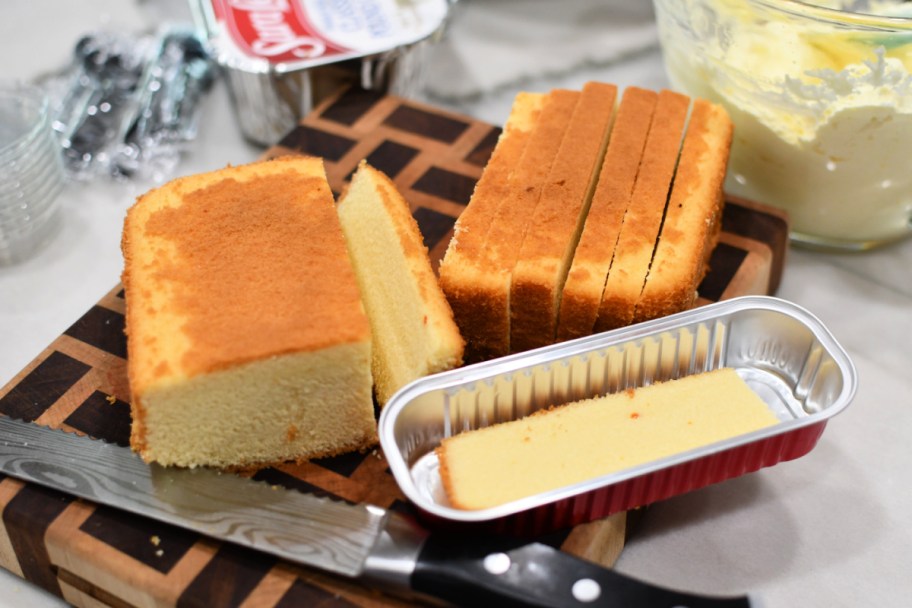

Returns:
122,156,377,468
436,367,779,510
136,343,373,467
337,161,464,406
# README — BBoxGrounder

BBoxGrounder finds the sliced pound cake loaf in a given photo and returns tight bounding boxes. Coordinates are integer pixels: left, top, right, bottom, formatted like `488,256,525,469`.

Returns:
633,99,733,323
509,82,617,352
121,156,377,468
438,91,545,362
593,89,692,333
556,87,658,342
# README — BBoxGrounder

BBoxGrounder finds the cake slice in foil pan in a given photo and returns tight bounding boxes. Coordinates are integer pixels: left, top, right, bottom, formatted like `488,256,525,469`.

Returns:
379,295,857,536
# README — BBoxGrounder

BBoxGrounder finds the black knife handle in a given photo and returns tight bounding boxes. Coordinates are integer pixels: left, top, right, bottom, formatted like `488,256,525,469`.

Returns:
411,535,751,608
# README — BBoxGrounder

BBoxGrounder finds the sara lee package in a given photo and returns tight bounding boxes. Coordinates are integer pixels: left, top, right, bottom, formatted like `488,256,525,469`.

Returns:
190,0,450,145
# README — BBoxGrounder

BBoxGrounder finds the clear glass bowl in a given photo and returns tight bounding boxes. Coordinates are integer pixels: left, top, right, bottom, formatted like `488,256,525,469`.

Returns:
0,82,64,264
652,0,912,251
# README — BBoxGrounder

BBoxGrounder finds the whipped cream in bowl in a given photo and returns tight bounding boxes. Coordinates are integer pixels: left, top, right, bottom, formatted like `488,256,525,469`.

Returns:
653,0,912,250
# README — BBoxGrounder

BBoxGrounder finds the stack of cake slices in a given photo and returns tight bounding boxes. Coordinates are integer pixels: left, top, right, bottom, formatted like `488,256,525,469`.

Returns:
439,82,733,361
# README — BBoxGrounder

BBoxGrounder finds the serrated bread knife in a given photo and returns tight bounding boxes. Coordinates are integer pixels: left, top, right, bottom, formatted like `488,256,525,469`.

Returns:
0,416,752,607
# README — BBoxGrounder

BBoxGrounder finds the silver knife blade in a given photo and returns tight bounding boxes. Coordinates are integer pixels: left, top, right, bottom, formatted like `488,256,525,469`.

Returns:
0,415,399,579
0,415,755,607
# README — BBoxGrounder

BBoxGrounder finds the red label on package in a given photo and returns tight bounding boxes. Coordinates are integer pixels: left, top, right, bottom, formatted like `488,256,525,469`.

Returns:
211,0,352,63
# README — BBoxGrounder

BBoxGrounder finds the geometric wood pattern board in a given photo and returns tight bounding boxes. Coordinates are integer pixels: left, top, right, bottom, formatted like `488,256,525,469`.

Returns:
0,87,789,607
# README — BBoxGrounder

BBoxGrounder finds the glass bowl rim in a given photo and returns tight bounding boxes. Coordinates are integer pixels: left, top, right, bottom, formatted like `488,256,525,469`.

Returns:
0,82,51,160
744,0,912,30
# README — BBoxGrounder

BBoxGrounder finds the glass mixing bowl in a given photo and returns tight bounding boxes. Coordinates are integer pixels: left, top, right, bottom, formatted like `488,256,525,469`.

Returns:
0,82,64,264
652,0,912,250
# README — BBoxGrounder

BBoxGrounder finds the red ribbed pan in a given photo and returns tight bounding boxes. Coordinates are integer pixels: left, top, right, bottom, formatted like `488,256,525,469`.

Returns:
379,296,857,536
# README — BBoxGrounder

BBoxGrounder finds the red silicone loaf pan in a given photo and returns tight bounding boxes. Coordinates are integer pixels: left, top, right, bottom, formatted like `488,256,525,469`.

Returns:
378,295,857,536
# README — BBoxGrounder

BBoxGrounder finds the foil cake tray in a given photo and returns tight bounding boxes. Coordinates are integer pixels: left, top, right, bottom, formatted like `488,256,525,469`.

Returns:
379,296,857,535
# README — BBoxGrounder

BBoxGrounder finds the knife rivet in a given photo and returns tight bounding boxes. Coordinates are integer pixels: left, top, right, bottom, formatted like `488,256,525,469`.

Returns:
483,552,511,575
571,578,601,602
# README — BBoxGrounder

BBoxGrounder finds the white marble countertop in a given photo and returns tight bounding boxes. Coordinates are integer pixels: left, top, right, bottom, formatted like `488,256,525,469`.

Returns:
1,1,911,607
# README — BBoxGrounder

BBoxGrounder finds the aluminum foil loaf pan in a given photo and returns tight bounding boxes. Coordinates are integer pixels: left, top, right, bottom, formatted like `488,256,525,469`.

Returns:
379,296,857,535
189,0,450,146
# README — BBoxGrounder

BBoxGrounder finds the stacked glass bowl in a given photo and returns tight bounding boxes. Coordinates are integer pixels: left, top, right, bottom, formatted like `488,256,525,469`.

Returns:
0,83,65,265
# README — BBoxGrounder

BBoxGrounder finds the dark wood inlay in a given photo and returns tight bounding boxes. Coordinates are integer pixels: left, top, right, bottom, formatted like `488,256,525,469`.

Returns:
465,126,501,167
64,305,127,359
277,125,356,162
319,87,385,126
697,242,749,302
2,484,74,595
177,542,276,608
384,105,469,143
79,505,198,574
363,140,419,179
411,167,477,206
413,207,456,251
0,352,91,422
65,390,132,447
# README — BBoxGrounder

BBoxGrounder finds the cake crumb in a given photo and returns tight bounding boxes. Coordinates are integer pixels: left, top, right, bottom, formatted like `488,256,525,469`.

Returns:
155,549,164,557
150,535,161,546
106,394,117,405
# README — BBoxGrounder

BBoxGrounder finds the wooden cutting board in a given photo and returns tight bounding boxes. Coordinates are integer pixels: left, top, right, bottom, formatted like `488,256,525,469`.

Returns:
0,87,789,608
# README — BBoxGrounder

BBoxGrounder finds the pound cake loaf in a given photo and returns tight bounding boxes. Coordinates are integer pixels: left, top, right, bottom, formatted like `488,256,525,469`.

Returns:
479,89,580,357
121,156,377,468
337,161,464,406
437,368,778,510
633,99,733,323
509,82,617,353
556,86,657,342
439,92,545,362
440,82,733,359
593,90,691,333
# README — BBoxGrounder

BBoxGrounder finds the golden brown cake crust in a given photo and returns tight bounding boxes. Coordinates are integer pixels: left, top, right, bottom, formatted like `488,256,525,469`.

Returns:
440,83,732,359
470,89,580,358
122,157,376,465
634,99,733,323
486,90,581,270
124,157,369,394
510,82,617,353
441,90,580,361
556,87,658,342
594,90,691,333
439,93,545,362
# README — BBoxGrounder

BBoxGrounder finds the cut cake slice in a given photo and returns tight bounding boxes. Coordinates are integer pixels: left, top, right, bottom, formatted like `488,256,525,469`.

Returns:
439,92,545,362
593,89,691,333
436,368,779,511
470,88,580,358
121,156,377,468
337,161,464,406
556,87,658,342
510,82,618,353
634,99,734,323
